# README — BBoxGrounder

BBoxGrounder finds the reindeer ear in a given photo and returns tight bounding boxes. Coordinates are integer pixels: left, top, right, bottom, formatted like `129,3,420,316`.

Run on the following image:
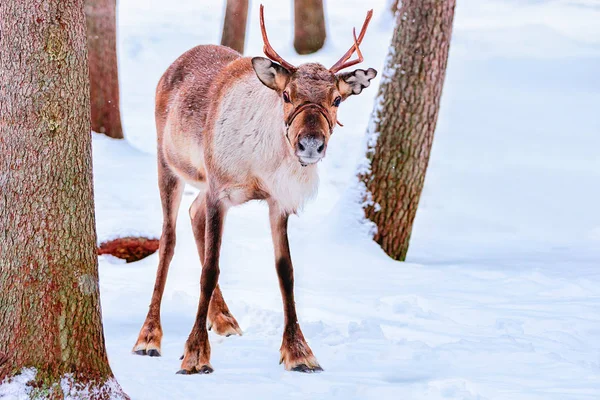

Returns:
251,57,291,91
337,68,377,98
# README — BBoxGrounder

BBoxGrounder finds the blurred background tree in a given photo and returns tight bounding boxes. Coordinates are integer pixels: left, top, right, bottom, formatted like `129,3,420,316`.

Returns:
294,0,326,54
359,0,456,261
85,0,124,139
221,0,250,54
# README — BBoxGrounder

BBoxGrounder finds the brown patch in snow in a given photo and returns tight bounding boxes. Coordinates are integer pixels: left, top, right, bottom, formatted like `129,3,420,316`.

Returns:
98,237,159,263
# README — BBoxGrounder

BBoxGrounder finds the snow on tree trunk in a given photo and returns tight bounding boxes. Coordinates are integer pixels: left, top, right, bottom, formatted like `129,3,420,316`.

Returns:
220,0,249,54
359,0,455,261
294,0,326,55
85,0,124,139
0,0,127,397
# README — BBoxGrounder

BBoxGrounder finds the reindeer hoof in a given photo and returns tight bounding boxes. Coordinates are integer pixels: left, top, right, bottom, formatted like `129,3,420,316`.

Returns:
132,344,161,357
207,311,243,337
279,330,322,373
198,365,214,374
176,365,214,375
132,321,163,357
147,349,161,357
292,364,324,373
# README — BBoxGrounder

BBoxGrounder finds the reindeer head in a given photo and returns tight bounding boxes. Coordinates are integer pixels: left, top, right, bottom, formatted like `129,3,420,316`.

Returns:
252,5,377,167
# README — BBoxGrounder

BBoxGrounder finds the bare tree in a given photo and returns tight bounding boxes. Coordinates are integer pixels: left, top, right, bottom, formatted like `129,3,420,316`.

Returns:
85,0,124,139
221,0,249,54
0,0,127,396
359,0,456,261
294,0,326,54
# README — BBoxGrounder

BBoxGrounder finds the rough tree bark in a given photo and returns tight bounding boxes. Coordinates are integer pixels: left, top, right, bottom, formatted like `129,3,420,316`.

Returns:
220,0,249,54
84,0,124,139
359,0,455,261
0,0,127,397
294,0,326,55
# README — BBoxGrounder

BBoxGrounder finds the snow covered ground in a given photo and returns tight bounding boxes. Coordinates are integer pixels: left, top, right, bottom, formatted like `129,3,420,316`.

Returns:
92,0,600,399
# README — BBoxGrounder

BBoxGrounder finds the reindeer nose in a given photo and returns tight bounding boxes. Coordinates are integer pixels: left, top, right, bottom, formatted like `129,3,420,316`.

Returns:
297,135,325,160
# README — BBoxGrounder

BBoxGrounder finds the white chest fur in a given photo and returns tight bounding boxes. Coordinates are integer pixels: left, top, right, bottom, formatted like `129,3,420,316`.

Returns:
261,158,319,214
213,74,320,213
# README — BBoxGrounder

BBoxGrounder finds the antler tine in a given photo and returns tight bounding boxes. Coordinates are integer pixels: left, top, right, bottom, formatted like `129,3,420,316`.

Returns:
259,4,296,71
339,28,364,71
329,9,373,73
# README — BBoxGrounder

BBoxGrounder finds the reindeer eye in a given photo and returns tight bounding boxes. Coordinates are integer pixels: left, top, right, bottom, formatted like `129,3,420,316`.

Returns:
333,96,342,107
282,92,291,103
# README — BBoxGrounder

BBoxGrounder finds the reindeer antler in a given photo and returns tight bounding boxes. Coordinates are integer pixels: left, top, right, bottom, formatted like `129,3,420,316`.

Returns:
329,9,373,73
260,4,296,72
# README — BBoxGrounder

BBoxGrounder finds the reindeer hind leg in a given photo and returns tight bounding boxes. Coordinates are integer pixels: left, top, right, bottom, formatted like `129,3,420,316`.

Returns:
179,192,226,374
189,193,242,337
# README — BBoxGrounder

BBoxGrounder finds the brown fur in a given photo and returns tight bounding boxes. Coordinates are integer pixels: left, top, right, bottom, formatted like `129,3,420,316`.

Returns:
133,43,376,373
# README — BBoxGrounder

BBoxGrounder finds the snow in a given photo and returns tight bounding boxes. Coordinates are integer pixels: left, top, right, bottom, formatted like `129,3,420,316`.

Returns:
60,375,126,400
0,369,36,399
3,0,600,399
107,0,600,399
0,369,126,400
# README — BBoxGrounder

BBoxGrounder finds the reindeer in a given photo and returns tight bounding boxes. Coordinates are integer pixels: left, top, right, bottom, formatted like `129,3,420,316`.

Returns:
132,5,377,374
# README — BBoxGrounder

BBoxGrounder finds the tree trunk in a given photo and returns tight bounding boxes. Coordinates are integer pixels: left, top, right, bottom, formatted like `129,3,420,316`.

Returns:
0,0,127,397
220,0,249,54
294,0,326,55
85,0,124,139
359,0,455,261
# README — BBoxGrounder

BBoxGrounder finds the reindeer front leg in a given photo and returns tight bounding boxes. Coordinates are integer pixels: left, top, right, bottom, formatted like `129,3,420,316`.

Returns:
133,164,183,357
178,193,226,374
269,202,323,373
